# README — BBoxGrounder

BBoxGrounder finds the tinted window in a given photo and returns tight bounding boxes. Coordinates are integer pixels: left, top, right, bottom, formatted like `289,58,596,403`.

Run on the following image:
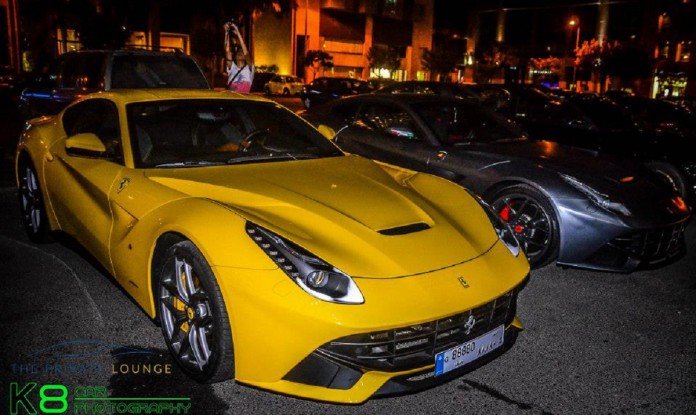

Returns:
81,53,105,90
59,56,80,89
128,100,343,168
329,101,361,119
62,99,123,163
41,57,65,88
110,55,209,89
358,102,423,141
412,101,525,145
569,97,637,131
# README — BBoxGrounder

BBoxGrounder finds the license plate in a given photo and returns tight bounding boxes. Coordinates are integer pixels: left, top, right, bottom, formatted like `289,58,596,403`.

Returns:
434,325,504,376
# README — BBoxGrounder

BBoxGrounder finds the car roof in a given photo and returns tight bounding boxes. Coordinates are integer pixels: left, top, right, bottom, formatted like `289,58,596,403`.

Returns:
60,49,192,57
71,88,274,107
334,92,470,106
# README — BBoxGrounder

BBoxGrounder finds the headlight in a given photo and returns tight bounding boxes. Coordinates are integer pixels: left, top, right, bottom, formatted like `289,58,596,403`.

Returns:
246,222,364,304
560,174,632,216
473,195,522,257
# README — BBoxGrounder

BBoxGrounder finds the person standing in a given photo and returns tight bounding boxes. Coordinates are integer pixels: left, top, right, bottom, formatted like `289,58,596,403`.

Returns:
224,21,255,93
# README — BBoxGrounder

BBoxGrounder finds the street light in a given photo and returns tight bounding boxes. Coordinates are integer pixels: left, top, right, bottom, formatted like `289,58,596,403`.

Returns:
569,16,580,90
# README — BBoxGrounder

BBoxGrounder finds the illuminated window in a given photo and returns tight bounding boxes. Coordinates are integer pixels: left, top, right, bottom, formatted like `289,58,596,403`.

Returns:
658,14,671,31
660,42,670,59
676,41,692,62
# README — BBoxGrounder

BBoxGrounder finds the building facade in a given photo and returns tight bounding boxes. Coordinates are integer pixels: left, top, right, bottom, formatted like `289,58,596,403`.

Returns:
254,0,434,83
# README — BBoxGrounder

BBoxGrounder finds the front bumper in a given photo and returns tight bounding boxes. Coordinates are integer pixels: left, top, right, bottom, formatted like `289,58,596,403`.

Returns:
555,198,691,272
212,241,530,403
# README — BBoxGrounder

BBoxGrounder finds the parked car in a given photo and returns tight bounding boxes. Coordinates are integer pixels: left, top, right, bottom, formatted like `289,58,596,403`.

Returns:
249,71,275,93
19,49,210,120
301,93,691,271
0,65,26,94
566,93,696,205
299,76,371,109
16,88,530,403
375,80,482,101
470,84,696,205
263,74,304,96
605,93,696,139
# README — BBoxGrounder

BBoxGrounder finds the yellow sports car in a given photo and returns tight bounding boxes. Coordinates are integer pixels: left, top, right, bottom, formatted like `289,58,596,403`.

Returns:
16,89,529,404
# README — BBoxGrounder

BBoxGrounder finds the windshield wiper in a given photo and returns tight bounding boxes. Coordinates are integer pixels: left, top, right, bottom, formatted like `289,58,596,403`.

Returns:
154,160,225,168
226,153,322,165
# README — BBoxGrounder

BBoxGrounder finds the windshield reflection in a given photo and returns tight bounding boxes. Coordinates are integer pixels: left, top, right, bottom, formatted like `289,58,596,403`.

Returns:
412,102,527,145
127,99,343,168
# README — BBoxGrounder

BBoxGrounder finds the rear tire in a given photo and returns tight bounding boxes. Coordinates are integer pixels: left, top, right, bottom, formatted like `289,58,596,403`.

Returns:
489,184,560,268
158,241,234,383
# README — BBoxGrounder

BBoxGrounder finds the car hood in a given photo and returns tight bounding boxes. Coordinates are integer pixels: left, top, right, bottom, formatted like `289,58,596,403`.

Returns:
462,140,642,181
457,140,689,219
145,155,501,277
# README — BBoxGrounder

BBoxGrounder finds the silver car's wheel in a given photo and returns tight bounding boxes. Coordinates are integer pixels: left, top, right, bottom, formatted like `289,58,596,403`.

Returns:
644,161,689,203
18,160,52,243
158,241,234,383
490,185,559,268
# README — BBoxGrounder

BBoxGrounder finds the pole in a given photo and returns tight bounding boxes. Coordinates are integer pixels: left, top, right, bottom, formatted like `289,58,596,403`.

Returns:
572,26,580,91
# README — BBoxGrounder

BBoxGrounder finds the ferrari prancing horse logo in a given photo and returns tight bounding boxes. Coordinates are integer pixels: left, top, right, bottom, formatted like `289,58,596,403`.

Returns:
117,177,131,193
458,276,470,288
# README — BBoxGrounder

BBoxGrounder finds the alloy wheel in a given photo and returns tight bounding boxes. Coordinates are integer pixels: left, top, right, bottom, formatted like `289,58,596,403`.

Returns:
492,194,553,266
159,255,215,373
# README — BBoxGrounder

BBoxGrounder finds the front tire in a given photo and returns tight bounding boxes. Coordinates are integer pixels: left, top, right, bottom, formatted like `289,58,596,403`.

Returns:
158,241,234,383
18,160,52,243
489,184,560,268
644,160,689,202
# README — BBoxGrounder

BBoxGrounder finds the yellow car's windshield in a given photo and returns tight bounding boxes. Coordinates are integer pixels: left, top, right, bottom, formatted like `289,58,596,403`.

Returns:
127,99,344,168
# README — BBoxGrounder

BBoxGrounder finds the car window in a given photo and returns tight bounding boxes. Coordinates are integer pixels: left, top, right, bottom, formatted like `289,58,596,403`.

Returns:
62,99,123,163
81,53,104,90
358,103,422,141
569,97,637,131
59,55,81,89
110,54,209,89
412,101,525,145
40,57,65,89
127,100,343,168
330,101,361,119
515,90,590,127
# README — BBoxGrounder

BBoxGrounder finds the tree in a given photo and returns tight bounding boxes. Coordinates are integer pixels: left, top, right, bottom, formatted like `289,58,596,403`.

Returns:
474,41,518,84
303,50,334,80
529,56,563,85
574,39,652,92
421,47,462,81
367,45,402,78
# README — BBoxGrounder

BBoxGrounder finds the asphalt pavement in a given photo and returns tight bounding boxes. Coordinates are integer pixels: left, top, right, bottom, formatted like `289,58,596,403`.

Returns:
1,94,695,415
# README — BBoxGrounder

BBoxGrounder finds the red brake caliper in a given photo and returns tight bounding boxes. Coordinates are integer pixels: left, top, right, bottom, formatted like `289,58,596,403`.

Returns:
500,205,524,234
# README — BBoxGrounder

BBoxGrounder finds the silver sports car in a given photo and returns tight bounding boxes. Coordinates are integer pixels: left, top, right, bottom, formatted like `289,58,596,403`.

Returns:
301,94,691,272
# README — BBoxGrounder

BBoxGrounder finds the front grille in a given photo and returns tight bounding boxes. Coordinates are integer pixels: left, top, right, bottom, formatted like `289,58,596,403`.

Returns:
609,222,687,265
318,289,519,372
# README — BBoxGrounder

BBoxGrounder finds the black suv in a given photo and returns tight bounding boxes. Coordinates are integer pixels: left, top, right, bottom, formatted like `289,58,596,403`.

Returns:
19,49,210,120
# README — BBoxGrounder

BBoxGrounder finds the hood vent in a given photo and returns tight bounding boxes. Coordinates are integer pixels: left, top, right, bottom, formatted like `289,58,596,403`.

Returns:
378,222,431,236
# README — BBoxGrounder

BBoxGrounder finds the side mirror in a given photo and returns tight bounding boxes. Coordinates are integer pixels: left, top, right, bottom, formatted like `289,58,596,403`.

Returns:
65,133,106,155
317,124,335,141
